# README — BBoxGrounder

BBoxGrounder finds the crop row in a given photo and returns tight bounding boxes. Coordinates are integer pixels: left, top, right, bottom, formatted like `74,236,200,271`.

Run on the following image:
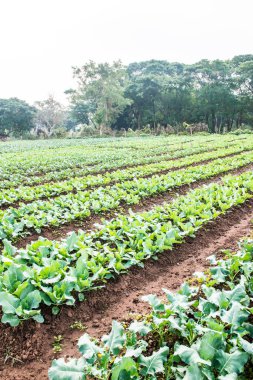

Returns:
0,150,253,242
0,135,193,155
0,170,253,325
0,136,201,177
0,136,247,185
0,136,247,189
1,141,253,207
49,239,253,379
0,141,232,189
23,137,250,185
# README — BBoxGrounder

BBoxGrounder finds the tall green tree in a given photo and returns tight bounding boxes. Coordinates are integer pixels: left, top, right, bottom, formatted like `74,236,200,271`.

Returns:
66,55,253,134
124,60,194,131
68,61,132,134
34,95,66,137
0,98,36,136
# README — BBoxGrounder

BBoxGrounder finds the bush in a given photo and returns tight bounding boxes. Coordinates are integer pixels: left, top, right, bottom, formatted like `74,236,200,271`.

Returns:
53,127,68,138
195,131,210,136
229,128,253,135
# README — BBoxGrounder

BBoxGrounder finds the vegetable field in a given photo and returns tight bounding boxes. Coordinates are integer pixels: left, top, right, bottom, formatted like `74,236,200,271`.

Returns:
0,135,253,380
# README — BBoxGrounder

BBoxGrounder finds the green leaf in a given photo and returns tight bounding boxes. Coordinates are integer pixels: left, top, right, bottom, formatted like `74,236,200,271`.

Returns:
78,334,101,364
218,374,238,380
224,284,247,303
111,357,137,380
206,320,224,333
75,256,89,278
125,345,146,358
66,232,78,251
202,367,215,380
221,302,249,329
141,294,165,312
78,293,85,302
183,363,203,380
102,321,125,355
0,292,19,314
48,358,86,380
3,239,16,256
174,345,210,365
180,282,193,297
43,274,62,284
210,267,229,282
128,321,151,336
1,313,20,327
52,306,60,315
21,290,41,310
214,350,248,375
33,314,44,323
239,336,253,354
199,332,225,361
139,346,169,376
13,281,34,299
3,266,24,290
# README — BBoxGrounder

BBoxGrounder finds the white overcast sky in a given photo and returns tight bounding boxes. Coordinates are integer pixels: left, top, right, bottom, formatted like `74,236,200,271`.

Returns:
0,0,252,104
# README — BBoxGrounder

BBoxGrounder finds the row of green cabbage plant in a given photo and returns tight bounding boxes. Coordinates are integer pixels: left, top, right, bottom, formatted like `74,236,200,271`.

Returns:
49,238,253,379
0,135,247,188
1,140,253,207
0,170,252,326
0,150,252,242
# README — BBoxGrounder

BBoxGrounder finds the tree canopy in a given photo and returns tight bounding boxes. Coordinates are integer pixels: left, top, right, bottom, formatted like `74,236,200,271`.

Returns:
34,95,66,137
0,98,36,137
1,55,253,138
68,55,253,133
67,61,132,134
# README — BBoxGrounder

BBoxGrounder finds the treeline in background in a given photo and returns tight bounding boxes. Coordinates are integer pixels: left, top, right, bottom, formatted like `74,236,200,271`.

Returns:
0,54,252,138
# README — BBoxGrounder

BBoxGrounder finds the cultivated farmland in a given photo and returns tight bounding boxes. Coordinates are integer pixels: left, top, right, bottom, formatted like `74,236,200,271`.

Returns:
0,135,253,380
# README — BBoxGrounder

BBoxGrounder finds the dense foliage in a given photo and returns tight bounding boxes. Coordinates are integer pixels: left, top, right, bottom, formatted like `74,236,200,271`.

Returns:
1,56,252,137
68,55,253,133
0,98,36,137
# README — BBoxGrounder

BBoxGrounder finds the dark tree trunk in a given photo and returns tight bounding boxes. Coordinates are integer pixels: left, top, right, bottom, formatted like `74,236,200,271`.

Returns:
208,111,216,133
153,100,156,130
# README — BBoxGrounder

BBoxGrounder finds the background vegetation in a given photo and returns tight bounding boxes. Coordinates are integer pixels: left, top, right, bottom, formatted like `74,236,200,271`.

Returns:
0,55,252,138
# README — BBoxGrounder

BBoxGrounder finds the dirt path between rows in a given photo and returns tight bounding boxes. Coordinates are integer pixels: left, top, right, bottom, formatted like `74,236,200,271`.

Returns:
1,197,253,380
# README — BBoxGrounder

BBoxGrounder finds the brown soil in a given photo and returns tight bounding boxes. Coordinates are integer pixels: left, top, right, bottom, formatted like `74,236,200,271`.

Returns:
15,162,253,248
0,197,253,380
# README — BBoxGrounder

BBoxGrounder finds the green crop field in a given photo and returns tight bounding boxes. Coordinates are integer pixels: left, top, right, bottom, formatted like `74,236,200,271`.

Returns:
0,135,253,380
